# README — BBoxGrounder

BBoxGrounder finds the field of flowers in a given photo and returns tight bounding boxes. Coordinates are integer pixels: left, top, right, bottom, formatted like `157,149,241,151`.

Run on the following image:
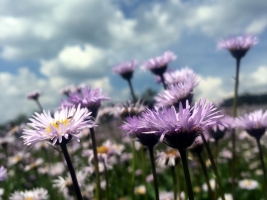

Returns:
0,35,267,200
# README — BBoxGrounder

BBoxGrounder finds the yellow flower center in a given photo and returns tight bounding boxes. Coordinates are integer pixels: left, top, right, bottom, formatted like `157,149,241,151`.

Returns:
245,181,252,186
97,146,109,154
165,149,178,156
25,197,33,200
46,119,69,133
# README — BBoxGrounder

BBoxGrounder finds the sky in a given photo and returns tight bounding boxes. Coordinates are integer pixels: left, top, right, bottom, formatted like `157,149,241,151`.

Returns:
1,0,267,123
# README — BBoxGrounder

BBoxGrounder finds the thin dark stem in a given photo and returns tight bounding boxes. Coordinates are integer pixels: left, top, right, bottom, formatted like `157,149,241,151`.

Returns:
175,164,180,200
197,152,214,200
60,144,83,200
140,146,149,200
231,57,240,198
171,167,177,200
256,138,267,200
131,140,136,200
214,140,218,200
200,133,225,200
89,128,102,200
148,146,159,200
159,73,168,90
35,99,43,112
178,148,194,200
127,78,137,104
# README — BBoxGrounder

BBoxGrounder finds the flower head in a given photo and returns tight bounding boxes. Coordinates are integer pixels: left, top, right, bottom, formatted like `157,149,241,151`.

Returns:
114,99,146,119
236,109,267,139
27,90,41,100
22,105,96,145
141,51,177,75
113,60,138,80
60,86,110,117
0,166,7,181
217,34,258,59
238,179,259,190
9,188,49,200
156,148,180,166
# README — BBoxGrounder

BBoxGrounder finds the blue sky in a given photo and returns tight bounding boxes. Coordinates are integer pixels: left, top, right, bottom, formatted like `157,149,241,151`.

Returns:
1,0,267,123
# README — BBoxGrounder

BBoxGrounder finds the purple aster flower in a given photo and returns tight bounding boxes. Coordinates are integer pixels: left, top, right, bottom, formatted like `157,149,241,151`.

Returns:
121,115,160,148
217,34,258,59
236,109,267,139
0,166,7,181
143,99,222,150
113,60,138,80
207,115,234,142
22,105,96,145
141,51,177,76
27,90,41,100
60,86,110,117
154,80,195,108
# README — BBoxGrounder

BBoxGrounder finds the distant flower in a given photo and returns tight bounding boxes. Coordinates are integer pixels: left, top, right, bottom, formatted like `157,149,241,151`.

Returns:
9,188,49,200
114,99,146,119
0,166,7,181
60,86,110,117
207,115,234,142
156,148,180,166
134,185,146,195
238,179,259,190
235,109,267,140
27,90,41,100
113,60,138,80
154,81,194,108
61,85,75,96
202,179,216,191
141,51,177,76
24,158,44,172
218,193,233,200
217,34,258,59
22,105,96,145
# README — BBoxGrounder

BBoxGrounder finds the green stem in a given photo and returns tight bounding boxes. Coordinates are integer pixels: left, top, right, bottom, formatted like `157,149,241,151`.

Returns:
176,164,181,200
148,146,159,200
256,138,267,200
231,57,240,198
200,133,225,200
127,78,136,104
197,152,214,200
178,148,194,200
131,140,136,200
35,99,43,112
60,144,83,200
171,166,177,200
89,128,102,200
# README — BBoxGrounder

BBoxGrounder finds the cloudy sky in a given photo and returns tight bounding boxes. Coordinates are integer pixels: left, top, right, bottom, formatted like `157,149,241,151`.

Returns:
1,0,267,123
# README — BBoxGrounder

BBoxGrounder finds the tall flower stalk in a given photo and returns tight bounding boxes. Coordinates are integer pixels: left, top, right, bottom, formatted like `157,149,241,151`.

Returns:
27,90,43,111
217,34,258,197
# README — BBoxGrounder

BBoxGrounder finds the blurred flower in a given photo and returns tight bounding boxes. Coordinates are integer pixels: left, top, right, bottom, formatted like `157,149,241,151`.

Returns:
60,86,110,117
114,99,146,119
9,188,49,200
113,60,138,80
141,51,177,76
27,90,41,100
60,85,76,96
236,109,267,139
0,166,7,181
202,179,216,191
218,193,233,200
217,34,258,59
156,148,180,166
134,185,146,195
8,152,30,166
22,105,95,145
238,179,259,190
24,158,44,172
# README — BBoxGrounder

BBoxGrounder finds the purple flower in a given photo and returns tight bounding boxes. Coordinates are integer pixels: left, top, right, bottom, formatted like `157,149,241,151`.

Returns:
217,34,258,59
236,109,267,139
60,86,110,117
113,60,138,80
22,105,96,145
154,80,195,108
141,51,177,75
0,166,7,181
27,90,41,100
114,99,146,119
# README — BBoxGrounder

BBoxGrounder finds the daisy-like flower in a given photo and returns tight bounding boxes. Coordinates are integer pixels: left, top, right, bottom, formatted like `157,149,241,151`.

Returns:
202,179,216,191
22,105,96,145
238,179,259,190
60,86,110,117
134,185,146,195
207,115,234,142
235,109,267,140
9,188,49,200
156,148,180,166
113,60,138,80
154,81,195,108
0,166,7,181
217,34,258,59
141,51,177,76
27,90,41,100
218,193,233,200
114,99,146,119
